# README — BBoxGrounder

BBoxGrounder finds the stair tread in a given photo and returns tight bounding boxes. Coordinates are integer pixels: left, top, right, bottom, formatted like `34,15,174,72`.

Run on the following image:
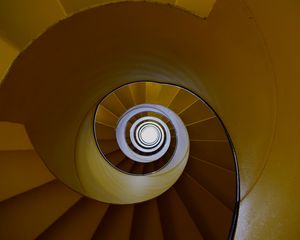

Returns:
186,117,227,141
130,162,144,174
153,84,180,107
95,122,116,140
130,82,146,105
145,82,162,103
37,198,109,240
179,100,214,125
0,150,55,201
0,122,33,151
95,105,118,128
186,156,236,210
143,162,155,174
0,37,19,81
115,85,136,109
100,93,127,117
0,180,81,240
98,139,119,154
175,173,233,240
92,204,134,240
130,198,164,240
190,140,235,171
105,149,126,166
168,89,197,114
175,0,215,17
117,158,135,172
158,187,204,240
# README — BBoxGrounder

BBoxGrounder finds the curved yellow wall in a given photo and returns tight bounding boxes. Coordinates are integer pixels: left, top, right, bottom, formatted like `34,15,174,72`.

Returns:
234,1,300,239
0,0,299,239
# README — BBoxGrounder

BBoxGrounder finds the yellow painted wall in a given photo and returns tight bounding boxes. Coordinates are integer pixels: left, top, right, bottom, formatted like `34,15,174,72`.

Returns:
235,0,300,239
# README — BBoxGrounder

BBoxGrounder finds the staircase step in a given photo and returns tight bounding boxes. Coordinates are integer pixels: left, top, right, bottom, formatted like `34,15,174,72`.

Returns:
143,162,155,174
186,156,236,210
158,187,204,240
0,122,33,151
37,198,109,240
130,162,144,174
115,85,135,109
168,89,197,114
0,36,19,81
100,93,127,117
0,180,81,240
117,158,135,172
105,150,126,166
153,84,180,107
175,0,216,18
131,198,163,240
95,122,116,140
179,100,214,125
130,82,146,105
92,204,134,240
0,150,55,201
98,139,119,154
145,82,162,104
190,140,235,171
95,105,118,128
186,117,227,141
175,173,233,240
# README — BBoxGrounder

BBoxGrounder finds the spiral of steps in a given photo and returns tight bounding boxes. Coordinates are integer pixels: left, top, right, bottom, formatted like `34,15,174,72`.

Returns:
0,2,240,238
3,0,299,239
95,83,189,175
0,81,238,240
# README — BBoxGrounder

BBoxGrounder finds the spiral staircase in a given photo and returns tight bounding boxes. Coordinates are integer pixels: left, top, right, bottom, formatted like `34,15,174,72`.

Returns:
0,81,238,239
1,0,300,240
